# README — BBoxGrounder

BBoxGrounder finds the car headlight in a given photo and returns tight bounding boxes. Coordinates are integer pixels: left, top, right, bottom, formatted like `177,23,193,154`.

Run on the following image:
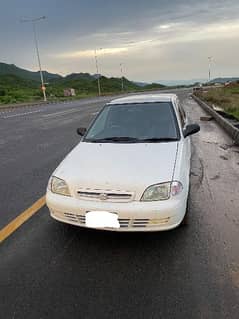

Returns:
50,176,71,197
141,181,183,201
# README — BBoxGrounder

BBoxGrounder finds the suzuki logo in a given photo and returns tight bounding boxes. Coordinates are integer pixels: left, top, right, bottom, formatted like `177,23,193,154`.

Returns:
99,193,108,201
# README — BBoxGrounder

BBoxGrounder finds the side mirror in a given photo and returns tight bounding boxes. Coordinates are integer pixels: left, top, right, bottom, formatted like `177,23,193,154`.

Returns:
183,124,200,138
77,127,87,136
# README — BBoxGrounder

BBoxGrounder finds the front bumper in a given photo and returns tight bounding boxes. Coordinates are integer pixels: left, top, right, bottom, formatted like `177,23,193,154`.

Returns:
46,191,187,232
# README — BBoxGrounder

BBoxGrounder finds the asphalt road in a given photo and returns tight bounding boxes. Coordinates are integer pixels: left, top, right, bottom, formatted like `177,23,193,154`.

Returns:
0,89,239,318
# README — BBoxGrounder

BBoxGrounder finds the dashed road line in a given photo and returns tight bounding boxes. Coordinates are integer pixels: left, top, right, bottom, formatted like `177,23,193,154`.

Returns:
42,108,80,118
2,110,42,119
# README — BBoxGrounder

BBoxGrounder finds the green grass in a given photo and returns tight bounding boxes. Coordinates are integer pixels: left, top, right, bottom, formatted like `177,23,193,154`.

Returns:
0,73,165,106
196,84,239,120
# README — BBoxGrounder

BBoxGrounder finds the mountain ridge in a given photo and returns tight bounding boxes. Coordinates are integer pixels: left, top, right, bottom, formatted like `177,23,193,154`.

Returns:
209,77,239,84
0,62,165,104
0,62,62,82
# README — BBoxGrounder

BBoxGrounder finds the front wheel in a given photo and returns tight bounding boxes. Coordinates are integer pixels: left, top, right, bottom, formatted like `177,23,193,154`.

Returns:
181,187,190,226
181,204,189,225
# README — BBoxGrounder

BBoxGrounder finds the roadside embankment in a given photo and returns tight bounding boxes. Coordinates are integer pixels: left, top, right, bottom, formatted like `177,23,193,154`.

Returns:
192,94,239,145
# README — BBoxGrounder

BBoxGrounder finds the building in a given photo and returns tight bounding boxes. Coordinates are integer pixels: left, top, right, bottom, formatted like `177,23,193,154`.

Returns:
64,88,76,97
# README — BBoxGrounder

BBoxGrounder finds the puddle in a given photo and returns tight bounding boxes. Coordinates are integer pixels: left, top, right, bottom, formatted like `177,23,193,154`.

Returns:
220,155,229,160
210,175,220,180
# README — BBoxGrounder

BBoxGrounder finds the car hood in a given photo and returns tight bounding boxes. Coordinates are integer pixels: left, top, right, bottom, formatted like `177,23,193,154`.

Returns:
55,142,178,199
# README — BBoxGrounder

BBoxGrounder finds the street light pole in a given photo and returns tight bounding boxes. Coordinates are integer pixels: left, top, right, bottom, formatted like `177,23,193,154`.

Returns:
21,16,47,101
120,63,124,91
208,56,213,83
94,49,101,96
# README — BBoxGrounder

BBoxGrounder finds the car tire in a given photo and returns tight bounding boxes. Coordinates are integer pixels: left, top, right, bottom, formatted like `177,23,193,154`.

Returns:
181,204,189,226
181,186,190,226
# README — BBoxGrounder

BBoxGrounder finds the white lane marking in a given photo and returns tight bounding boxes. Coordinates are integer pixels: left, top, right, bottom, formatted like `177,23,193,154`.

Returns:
2,110,42,119
42,108,80,118
91,112,99,115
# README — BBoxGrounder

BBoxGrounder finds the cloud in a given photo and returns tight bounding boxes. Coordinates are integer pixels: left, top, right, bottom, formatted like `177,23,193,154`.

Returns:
158,24,173,30
1,0,239,80
52,47,129,59
51,18,239,59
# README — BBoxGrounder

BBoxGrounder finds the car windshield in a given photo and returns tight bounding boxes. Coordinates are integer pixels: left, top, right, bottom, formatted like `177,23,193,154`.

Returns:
84,102,180,143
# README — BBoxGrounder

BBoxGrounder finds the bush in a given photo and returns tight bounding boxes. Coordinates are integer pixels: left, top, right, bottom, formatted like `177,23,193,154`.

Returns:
0,88,6,96
0,96,17,104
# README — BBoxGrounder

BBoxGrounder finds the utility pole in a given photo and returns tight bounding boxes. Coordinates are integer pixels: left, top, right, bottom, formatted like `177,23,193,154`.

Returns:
120,63,124,91
94,49,102,96
21,16,47,101
208,56,213,83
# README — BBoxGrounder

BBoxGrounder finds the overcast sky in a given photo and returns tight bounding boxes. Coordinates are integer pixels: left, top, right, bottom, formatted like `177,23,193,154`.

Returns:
1,0,239,82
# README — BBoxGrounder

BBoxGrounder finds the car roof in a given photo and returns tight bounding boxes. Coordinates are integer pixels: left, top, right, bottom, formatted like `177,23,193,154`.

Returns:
108,94,177,105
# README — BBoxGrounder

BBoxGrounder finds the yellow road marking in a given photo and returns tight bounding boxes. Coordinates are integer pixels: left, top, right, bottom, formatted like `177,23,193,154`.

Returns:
0,196,46,243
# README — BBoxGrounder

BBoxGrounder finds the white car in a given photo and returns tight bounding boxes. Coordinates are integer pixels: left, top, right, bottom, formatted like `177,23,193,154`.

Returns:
46,94,200,231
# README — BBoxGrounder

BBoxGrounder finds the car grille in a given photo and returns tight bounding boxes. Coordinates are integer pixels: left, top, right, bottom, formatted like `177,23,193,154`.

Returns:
76,189,134,202
62,213,170,228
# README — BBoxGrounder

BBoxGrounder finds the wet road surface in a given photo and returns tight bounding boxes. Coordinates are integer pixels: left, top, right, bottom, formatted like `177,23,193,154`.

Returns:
0,90,239,318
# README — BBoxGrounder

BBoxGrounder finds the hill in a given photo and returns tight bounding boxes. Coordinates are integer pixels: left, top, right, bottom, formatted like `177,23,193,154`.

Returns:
143,83,165,90
209,77,239,84
46,75,141,97
0,74,38,88
0,62,62,82
54,73,95,82
51,75,167,95
0,74,41,104
157,79,207,86
0,62,166,104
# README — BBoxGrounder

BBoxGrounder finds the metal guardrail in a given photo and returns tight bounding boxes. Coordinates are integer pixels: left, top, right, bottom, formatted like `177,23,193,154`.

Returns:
192,94,239,145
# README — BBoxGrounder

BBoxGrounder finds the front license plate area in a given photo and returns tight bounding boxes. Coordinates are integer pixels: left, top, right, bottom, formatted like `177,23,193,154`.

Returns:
85,211,120,229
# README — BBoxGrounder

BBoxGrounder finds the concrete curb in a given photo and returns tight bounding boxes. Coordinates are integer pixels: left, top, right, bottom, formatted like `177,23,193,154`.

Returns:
0,99,87,111
0,95,121,111
0,101,50,111
192,94,239,145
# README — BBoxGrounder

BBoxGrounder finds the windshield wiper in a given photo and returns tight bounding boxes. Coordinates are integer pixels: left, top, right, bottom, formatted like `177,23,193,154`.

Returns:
138,137,179,142
86,136,140,143
86,136,179,143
